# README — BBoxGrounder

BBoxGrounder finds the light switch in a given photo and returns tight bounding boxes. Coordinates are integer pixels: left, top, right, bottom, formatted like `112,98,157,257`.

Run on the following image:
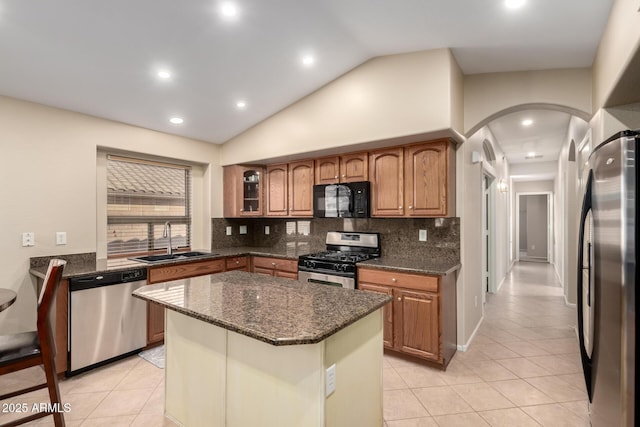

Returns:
326,364,336,397
56,231,67,245
226,226,232,236
22,232,35,247
419,229,427,241
239,225,247,235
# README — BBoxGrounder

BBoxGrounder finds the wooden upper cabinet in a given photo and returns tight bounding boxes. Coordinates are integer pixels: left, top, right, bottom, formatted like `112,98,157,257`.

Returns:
315,156,340,185
369,147,404,216
288,160,314,217
405,140,455,217
223,165,263,217
265,164,288,216
340,152,368,182
315,153,368,185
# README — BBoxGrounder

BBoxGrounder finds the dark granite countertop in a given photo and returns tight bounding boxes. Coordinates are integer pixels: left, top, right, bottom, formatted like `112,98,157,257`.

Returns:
29,246,314,280
358,256,461,275
133,270,391,346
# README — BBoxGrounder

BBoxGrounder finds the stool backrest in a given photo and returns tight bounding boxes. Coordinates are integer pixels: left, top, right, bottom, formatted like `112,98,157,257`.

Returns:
37,259,66,330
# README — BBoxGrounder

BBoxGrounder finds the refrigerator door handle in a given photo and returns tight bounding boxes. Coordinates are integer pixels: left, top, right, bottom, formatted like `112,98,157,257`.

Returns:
577,170,594,401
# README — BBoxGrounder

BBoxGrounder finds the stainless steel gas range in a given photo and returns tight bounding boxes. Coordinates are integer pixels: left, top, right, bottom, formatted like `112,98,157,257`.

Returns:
297,231,380,289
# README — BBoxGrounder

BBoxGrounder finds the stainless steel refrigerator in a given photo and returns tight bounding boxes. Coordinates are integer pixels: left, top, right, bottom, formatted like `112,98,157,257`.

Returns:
578,130,637,426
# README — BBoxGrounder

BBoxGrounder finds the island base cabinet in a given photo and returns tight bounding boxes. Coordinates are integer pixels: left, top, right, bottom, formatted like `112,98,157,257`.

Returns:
164,309,384,427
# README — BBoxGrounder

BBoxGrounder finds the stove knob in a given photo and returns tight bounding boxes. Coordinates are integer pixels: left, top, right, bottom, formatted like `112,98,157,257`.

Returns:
305,260,316,269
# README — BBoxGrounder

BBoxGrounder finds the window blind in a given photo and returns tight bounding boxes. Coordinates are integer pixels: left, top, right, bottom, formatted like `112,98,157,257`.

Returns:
107,155,192,258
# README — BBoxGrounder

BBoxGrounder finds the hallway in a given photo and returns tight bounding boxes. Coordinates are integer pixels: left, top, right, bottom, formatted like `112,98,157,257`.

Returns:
383,262,588,426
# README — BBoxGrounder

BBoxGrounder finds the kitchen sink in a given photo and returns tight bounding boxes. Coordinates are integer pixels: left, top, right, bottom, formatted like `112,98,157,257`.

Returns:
129,251,216,264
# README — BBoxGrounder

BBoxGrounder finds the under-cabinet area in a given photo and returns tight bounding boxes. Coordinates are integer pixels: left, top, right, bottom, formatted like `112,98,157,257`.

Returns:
223,138,456,219
358,266,457,369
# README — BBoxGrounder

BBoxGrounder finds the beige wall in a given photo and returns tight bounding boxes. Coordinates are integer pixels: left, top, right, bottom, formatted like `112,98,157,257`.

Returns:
592,0,640,110
0,96,221,333
457,126,510,348
464,69,592,135
220,49,463,165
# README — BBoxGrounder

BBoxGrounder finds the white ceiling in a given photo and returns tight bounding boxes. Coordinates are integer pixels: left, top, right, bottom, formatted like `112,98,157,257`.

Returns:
0,0,612,144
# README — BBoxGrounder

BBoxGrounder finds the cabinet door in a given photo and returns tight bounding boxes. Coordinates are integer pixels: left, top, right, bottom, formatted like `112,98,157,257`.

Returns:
359,283,394,348
266,164,289,216
395,289,439,361
315,156,340,185
405,141,450,217
147,302,165,344
275,270,298,280
288,160,314,217
369,147,404,216
223,165,242,218
340,152,368,182
240,168,262,216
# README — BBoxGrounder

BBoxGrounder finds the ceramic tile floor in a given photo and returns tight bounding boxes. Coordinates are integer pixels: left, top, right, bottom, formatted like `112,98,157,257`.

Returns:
1,262,587,426
382,262,588,427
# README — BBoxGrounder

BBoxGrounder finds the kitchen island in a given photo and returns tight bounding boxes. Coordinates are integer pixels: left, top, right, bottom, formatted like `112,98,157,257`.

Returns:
133,271,391,427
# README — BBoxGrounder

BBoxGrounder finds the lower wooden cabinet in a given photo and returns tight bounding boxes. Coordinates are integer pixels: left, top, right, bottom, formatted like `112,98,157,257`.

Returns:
358,267,456,369
147,258,226,345
251,256,298,279
225,256,249,272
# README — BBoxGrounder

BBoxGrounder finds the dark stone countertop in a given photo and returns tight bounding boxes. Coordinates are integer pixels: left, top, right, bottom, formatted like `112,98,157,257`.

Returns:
29,246,314,280
29,246,460,280
133,270,392,346
358,256,461,276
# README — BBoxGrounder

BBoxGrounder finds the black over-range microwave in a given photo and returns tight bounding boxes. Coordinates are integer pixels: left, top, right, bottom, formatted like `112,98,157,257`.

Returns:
313,181,370,218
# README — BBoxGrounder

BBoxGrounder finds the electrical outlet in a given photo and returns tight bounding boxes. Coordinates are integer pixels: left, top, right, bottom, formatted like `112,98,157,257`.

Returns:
325,364,336,397
239,225,247,235
226,226,232,236
264,226,270,235
419,229,427,241
56,231,67,245
22,232,35,247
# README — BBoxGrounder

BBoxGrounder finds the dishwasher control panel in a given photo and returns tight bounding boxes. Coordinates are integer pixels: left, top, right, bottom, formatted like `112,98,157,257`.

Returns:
121,269,147,282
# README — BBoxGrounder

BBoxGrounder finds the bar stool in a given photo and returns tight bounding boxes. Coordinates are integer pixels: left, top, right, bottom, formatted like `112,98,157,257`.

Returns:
0,259,67,427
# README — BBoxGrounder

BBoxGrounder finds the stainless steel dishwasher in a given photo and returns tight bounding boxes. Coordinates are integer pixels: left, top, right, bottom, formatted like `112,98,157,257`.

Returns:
67,268,147,376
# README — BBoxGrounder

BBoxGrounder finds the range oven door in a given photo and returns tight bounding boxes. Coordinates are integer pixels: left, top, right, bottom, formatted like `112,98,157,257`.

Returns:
298,270,354,289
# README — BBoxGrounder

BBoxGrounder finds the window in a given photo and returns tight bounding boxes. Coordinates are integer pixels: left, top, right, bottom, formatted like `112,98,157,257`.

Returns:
107,155,192,258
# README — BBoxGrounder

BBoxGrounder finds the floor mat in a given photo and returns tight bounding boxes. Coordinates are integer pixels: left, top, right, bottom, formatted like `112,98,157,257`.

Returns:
138,345,165,369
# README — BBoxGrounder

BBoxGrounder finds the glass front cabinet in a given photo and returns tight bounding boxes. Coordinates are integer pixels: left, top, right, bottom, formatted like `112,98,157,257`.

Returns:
223,165,264,217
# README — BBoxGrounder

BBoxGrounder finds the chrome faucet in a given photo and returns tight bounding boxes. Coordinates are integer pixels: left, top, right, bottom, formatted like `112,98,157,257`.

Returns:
163,221,172,255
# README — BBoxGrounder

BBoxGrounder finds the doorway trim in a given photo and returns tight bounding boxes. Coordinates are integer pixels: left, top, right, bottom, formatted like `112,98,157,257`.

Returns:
515,191,554,263
482,171,498,303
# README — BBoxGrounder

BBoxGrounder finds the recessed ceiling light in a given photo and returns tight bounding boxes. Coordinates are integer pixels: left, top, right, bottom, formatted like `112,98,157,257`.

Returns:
157,70,171,80
505,0,526,9
525,152,543,159
522,118,533,126
302,55,315,67
169,117,184,124
527,151,536,157
236,100,247,109
219,2,238,18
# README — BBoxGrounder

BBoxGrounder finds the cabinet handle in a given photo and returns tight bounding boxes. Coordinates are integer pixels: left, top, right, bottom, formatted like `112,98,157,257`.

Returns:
271,262,276,266
397,297,402,301
240,209,244,212
399,206,403,209
342,174,346,178
334,175,339,179
391,278,397,283
409,205,413,209
235,260,240,264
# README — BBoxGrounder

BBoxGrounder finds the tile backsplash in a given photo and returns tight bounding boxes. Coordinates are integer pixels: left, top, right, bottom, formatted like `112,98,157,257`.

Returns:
211,217,459,261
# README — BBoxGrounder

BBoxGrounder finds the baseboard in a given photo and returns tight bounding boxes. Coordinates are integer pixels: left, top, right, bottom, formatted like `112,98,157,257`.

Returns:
457,315,484,352
564,294,577,307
